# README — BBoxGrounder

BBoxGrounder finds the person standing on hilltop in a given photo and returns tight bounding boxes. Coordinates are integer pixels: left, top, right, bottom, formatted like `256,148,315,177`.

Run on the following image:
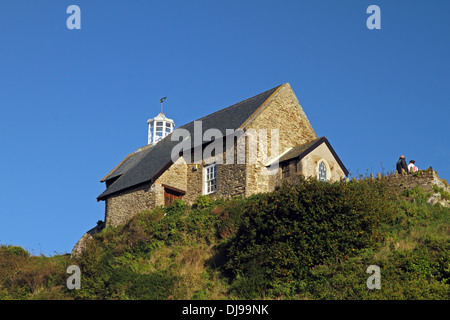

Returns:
396,155,409,174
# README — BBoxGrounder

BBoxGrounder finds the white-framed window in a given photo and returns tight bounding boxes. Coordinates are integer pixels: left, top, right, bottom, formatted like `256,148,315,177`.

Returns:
155,122,164,139
204,163,217,194
318,161,327,182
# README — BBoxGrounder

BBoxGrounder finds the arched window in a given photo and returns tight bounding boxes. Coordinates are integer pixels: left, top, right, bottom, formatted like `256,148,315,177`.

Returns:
318,161,327,182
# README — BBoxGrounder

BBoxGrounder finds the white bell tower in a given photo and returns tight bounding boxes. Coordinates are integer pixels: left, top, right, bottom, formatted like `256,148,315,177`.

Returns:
147,97,175,145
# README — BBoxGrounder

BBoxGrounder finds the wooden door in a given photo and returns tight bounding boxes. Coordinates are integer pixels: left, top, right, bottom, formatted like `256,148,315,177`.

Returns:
164,187,184,207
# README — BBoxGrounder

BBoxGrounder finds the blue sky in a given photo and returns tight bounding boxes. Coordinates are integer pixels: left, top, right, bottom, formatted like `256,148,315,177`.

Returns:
0,1,449,255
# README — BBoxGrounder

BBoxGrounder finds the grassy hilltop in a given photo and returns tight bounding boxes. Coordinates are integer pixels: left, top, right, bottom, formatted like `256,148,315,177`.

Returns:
1,177,449,300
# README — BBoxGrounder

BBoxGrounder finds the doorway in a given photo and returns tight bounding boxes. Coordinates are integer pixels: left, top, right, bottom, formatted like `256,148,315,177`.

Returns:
164,186,185,207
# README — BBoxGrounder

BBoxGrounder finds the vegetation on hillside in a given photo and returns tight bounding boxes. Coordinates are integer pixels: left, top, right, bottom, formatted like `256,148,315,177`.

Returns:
0,177,449,300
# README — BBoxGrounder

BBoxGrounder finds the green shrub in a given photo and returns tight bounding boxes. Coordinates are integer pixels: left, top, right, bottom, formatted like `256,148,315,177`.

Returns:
403,186,431,204
433,185,450,201
0,246,71,300
5,172,447,300
224,178,393,298
194,195,213,209
216,198,246,239
2,245,30,257
109,268,178,300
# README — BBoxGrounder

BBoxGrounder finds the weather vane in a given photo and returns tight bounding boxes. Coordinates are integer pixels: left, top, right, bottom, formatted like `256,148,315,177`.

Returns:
160,96,167,113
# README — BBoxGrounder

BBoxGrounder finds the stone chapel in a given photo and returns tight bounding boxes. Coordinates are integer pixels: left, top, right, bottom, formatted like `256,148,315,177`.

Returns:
97,83,348,227
72,83,349,256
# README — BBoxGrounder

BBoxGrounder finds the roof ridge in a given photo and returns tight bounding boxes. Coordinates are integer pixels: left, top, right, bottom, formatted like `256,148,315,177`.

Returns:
97,84,287,200
100,152,134,182
180,84,284,128
238,83,287,130
134,144,153,153
294,136,325,148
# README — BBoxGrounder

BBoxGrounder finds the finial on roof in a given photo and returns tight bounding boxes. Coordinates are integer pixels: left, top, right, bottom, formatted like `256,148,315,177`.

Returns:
147,96,174,146
160,96,166,114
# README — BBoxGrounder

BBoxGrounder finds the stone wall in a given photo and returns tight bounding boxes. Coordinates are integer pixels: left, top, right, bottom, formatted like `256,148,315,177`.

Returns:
105,182,157,227
105,158,189,226
156,157,187,192
154,157,188,207
182,146,247,204
217,162,246,199
360,168,449,207
243,83,318,196
183,163,204,204
374,168,449,194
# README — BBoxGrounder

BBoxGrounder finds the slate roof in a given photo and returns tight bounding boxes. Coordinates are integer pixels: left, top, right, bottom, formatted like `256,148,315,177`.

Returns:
100,145,153,183
97,84,283,201
278,136,349,176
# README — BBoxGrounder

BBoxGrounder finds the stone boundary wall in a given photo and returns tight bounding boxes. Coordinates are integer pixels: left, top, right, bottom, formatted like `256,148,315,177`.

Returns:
362,167,448,192
361,167,449,206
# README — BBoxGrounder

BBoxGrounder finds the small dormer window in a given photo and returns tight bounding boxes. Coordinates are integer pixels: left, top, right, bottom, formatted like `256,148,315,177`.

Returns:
318,161,327,182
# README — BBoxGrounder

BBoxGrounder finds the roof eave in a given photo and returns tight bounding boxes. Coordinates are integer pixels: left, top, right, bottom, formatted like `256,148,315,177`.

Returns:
277,137,349,177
